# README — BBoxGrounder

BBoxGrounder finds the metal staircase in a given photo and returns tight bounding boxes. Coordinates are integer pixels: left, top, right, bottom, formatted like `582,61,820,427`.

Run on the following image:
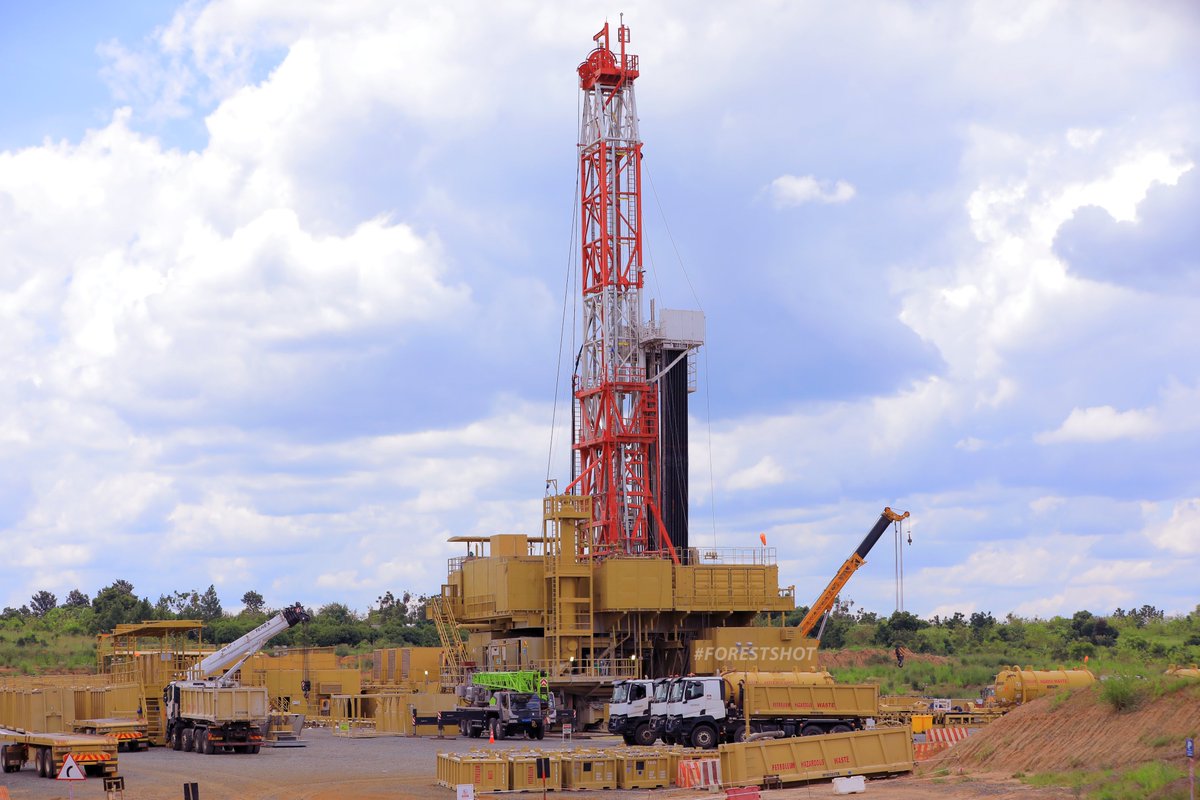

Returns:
429,595,470,690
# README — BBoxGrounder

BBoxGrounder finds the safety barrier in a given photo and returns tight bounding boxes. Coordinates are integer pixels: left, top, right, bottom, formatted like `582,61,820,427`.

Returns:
677,756,722,788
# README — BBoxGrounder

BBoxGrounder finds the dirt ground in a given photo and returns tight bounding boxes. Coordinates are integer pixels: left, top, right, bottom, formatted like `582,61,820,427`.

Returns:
1,728,1080,800
936,680,1200,774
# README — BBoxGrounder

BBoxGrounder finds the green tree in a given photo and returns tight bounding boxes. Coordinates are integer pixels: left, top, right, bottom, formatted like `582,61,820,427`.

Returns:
241,590,265,615
91,579,153,633
197,585,223,621
29,590,57,617
63,589,90,608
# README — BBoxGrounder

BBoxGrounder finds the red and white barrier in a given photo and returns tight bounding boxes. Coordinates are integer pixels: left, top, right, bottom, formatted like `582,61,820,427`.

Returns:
677,757,722,788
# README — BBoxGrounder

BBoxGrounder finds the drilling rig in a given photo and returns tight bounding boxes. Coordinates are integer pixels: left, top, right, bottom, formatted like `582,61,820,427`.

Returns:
430,21,807,728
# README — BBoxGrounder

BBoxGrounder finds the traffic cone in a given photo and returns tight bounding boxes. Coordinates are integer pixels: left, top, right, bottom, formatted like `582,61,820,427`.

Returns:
489,728,495,744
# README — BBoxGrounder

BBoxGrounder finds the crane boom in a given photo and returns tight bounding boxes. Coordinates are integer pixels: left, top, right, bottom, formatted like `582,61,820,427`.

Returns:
796,508,909,637
189,603,309,680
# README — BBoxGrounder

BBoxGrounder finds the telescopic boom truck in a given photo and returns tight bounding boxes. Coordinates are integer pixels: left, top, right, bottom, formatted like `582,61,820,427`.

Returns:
164,603,309,755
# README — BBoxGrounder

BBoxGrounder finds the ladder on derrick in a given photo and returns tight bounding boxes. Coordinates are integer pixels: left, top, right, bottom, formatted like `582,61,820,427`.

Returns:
429,595,469,690
543,494,596,676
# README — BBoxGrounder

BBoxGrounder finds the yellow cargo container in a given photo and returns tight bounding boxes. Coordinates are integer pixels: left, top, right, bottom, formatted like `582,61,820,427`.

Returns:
562,751,618,789
438,752,509,791
718,726,914,786
616,749,671,789
508,751,562,791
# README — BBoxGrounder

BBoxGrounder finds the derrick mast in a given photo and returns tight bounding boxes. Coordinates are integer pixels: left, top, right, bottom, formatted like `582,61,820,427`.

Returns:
571,21,667,558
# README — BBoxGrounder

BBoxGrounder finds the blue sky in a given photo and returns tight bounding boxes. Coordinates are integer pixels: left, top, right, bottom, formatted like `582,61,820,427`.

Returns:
1,1,1197,620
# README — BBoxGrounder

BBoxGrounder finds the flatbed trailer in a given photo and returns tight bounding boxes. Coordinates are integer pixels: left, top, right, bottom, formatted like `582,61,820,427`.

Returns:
0,726,119,779
72,717,150,751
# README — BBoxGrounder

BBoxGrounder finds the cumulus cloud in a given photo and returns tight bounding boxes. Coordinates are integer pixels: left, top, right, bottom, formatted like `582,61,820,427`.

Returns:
768,174,856,207
3,1,1199,618
1143,499,1200,556
1035,405,1160,444
1054,166,1200,293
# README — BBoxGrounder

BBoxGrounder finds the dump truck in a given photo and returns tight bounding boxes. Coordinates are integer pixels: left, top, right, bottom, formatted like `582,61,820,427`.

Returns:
664,671,877,749
165,603,309,754
0,727,119,779
989,666,1095,706
607,678,665,745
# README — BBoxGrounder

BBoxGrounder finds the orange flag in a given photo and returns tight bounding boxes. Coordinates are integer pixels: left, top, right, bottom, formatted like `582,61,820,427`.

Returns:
759,533,767,547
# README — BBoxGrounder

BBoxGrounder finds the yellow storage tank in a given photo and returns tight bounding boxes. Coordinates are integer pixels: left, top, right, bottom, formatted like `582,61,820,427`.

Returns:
992,666,1095,705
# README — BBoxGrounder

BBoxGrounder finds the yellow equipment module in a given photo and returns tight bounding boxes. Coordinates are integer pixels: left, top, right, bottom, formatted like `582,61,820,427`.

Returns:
991,666,1096,705
718,726,913,787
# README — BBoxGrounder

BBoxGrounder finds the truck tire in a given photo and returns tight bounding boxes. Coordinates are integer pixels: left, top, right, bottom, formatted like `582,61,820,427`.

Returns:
633,722,655,746
35,748,46,778
831,724,852,734
172,727,183,750
250,745,261,754
800,724,824,736
196,729,210,754
732,723,749,743
182,728,195,752
622,734,635,746
690,725,718,749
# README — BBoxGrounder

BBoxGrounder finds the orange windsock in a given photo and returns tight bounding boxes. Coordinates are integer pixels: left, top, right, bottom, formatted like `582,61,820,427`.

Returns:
759,533,767,547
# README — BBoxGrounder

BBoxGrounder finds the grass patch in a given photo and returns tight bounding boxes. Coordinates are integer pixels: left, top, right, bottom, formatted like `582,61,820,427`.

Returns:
1093,762,1184,800
1024,763,1185,800
1100,676,1144,712
1141,733,1176,748
1023,770,1089,788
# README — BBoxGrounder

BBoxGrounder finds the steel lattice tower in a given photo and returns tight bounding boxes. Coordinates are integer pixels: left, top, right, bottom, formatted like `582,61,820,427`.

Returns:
569,21,675,560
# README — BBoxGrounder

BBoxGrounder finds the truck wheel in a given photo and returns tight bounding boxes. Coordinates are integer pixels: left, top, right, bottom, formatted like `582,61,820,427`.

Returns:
35,748,45,778
182,729,195,752
622,734,635,746
250,745,261,755
690,725,718,749
831,724,852,734
171,728,183,751
534,727,545,741
732,724,749,743
196,730,210,754
800,724,824,737
633,723,655,746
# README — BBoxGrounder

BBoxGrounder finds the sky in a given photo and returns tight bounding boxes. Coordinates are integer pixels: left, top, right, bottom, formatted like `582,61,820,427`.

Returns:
1,1,1197,620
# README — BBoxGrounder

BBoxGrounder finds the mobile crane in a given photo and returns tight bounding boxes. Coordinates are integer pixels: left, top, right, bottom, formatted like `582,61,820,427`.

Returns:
796,508,909,638
164,603,309,754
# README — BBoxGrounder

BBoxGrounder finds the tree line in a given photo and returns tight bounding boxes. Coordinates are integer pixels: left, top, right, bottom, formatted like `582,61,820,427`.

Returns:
774,600,1200,664
1,582,439,649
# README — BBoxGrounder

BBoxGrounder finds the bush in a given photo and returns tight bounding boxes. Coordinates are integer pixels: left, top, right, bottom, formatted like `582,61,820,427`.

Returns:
1100,677,1143,712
